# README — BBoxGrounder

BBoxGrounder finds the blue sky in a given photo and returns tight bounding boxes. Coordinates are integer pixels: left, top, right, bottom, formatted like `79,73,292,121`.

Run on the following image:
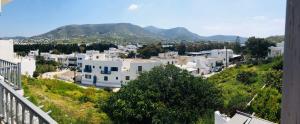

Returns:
0,0,286,37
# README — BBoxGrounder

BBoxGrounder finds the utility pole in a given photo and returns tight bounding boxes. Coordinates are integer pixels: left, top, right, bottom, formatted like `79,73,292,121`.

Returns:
225,46,228,68
281,0,300,123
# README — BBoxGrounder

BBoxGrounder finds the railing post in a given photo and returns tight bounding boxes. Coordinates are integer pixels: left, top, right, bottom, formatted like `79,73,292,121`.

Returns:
22,105,25,124
0,85,4,118
17,63,21,89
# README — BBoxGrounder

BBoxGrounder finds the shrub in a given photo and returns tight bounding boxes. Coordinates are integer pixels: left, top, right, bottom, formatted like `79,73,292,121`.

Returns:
262,70,283,92
236,71,257,84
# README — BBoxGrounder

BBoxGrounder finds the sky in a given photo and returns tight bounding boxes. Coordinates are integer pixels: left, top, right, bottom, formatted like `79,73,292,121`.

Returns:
0,0,286,38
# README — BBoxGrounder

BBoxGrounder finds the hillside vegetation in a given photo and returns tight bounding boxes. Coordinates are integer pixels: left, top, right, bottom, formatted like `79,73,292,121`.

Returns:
22,77,112,124
208,57,282,122
21,23,247,44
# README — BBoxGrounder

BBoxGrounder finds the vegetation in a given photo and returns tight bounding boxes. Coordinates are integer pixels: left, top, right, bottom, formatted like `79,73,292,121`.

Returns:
245,37,275,60
103,65,223,124
236,71,257,85
248,87,281,122
14,43,117,56
266,35,284,43
33,56,61,77
137,43,164,58
208,57,283,123
22,76,112,124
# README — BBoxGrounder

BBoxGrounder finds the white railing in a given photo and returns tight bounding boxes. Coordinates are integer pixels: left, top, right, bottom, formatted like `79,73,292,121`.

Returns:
0,78,57,124
0,58,57,124
0,59,21,90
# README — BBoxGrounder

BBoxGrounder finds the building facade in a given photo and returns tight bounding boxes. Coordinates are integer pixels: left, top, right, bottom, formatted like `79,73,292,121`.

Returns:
81,58,161,88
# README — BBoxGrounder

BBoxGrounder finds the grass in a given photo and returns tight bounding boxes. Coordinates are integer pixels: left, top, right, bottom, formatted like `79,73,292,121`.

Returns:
22,76,112,124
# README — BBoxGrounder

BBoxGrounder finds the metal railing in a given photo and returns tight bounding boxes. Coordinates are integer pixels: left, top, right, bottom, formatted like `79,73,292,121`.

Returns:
0,59,57,124
0,59,21,90
0,78,57,124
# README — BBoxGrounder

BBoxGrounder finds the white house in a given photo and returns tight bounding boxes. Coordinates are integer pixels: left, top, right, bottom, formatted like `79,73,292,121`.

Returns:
268,41,284,58
0,40,36,77
210,49,234,66
28,50,39,58
81,58,161,88
176,56,224,76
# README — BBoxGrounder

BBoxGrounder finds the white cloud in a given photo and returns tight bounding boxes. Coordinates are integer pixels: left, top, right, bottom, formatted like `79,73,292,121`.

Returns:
128,4,139,11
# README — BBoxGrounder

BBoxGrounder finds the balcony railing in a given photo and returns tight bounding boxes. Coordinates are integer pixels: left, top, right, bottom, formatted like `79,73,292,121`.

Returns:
0,59,21,90
0,78,57,124
101,71,111,74
0,59,57,124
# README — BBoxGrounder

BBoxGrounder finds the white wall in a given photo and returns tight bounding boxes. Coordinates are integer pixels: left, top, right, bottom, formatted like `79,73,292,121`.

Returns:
81,59,161,88
0,40,14,61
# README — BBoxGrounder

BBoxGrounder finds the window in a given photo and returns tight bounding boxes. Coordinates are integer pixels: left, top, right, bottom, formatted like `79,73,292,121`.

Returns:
111,67,118,71
104,76,108,81
99,66,102,69
78,58,82,60
126,76,130,80
84,65,92,73
116,77,118,80
138,66,143,72
85,74,91,79
93,66,95,68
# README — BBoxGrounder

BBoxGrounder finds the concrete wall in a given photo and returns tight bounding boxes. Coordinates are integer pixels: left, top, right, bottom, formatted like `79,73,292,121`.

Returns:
0,40,14,61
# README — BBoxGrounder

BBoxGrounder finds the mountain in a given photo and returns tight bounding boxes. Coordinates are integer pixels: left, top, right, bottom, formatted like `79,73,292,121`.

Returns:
202,35,248,42
33,23,160,40
266,35,284,43
144,26,247,42
144,26,203,40
29,23,247,43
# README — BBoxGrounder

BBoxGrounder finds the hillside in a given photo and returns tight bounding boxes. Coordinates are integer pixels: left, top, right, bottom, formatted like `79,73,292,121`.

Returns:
266,35,284,43
26,23,247,43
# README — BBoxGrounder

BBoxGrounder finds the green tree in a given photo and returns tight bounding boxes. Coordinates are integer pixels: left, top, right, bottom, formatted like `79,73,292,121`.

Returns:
137,43,163,59
233,37,242,54
177,42,186,55
245,37,275,60
102,65,223,124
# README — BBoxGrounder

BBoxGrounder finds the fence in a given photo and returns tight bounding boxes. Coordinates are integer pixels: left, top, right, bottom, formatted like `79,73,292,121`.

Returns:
0,58,57,124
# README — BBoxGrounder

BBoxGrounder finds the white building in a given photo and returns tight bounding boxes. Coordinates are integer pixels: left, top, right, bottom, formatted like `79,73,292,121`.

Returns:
104,48,126,58
28,50,39,58
215,111,275,124
0,40,36,77
176,56,223,76
210,49,234,65
0,40,14,61
81,58,161,88
268,42,284,58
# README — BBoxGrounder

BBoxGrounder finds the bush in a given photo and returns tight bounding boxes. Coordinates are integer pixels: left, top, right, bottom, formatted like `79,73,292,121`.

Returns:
248,88,281,123
236,71,257,84
103,65,223,124
271,56,283,70
262,70,283,92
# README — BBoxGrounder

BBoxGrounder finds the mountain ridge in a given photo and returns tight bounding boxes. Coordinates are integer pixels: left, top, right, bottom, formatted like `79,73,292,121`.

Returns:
7,23,248,43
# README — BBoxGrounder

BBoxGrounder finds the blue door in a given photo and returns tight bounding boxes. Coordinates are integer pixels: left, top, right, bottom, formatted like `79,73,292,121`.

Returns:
93,76,97,85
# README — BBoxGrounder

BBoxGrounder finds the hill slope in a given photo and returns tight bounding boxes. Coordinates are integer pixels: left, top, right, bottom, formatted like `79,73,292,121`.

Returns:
29,23,247,43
